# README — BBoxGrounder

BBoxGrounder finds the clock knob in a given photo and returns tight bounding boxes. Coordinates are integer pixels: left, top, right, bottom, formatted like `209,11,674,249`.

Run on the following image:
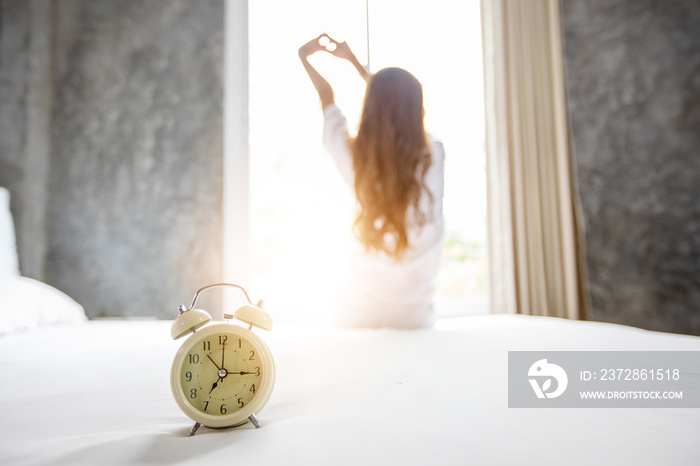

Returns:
171,307,212,339
234,303,273,331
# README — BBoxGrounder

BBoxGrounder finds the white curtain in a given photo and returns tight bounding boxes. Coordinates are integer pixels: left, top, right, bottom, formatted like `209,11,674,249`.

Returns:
481,0,588,319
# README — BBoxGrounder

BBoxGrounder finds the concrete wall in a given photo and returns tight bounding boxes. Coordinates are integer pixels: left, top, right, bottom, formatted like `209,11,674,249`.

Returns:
0,0,53,280
561,0,700,335
0,0,225,318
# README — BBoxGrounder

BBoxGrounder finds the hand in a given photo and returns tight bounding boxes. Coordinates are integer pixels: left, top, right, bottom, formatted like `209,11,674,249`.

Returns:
324,36,354,61
320,35,371,83
298,34,329,59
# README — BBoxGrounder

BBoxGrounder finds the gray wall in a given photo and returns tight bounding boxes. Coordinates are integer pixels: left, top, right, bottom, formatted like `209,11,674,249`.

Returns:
0,0,225,318
561,0,700,335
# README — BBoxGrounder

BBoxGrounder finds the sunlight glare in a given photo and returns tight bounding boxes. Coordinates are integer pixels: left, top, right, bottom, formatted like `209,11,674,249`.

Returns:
249,0,487,323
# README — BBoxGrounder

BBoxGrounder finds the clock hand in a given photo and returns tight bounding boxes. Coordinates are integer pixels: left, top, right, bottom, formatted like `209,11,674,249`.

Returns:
207,355,222,371
209,377,223,394
221,342,226,372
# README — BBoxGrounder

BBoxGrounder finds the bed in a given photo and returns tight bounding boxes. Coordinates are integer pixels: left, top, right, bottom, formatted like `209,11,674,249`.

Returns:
2,188,699,465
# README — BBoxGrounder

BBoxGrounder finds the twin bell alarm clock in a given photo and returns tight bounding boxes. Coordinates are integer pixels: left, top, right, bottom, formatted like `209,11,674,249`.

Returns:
170,283,275,436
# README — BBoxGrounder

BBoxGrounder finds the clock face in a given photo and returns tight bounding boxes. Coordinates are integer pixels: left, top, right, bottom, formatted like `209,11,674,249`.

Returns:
180,333,262,416
171,324,275,428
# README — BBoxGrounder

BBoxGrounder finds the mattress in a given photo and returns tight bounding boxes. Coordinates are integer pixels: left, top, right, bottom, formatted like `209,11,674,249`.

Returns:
1,314,699,465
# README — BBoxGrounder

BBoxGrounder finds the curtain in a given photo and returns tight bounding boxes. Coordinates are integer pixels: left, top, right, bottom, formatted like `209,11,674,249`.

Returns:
481,0,589,319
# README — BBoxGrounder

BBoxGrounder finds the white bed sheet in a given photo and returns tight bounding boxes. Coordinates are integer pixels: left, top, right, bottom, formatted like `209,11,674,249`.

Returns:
1,314,699,465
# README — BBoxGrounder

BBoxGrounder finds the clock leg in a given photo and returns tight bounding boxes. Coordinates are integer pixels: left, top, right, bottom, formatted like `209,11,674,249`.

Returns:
188,422,202,436
248,414,261,429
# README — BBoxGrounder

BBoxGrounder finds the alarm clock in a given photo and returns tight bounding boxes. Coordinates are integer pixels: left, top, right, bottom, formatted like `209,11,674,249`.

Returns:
170,283,275,436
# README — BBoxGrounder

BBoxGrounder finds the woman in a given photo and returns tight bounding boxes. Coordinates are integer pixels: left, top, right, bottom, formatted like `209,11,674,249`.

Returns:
299,34,445,328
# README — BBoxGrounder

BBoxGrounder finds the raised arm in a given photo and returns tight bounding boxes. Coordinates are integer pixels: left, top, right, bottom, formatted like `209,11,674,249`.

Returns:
298,34,335,109
326,37,372,83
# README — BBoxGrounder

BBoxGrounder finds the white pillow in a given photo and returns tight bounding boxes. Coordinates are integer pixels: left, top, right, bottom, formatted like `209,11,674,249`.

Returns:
0,187,20,277
0,276,87,336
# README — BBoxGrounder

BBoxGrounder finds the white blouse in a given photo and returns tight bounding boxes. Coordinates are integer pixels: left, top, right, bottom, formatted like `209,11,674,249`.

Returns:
322,103,445,328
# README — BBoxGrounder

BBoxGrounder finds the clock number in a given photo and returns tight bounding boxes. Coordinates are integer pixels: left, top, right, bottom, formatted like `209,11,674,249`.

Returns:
220,404,227,414
188,354,200,364
219,335,228,345
238,339,242,348
185,371,192,382
238,398,245,409
204,401,209,411
203,341,210,351
250,384,256,394
190,388,197,399
254,367,261,376
249,350,255,361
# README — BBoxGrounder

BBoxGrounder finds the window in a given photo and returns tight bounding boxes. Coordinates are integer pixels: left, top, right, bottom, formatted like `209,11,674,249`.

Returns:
243,0,487,323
